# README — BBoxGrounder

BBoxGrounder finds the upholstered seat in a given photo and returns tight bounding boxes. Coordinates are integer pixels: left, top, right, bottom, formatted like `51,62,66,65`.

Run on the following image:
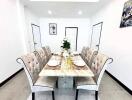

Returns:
76,77,96,86
75,52,113,100
35,77,57,88
76,77,97,91
16,53,57,100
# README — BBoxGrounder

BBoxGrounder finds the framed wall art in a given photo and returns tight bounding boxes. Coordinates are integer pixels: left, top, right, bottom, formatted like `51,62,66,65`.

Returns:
49,23,57,35
120,0,132,28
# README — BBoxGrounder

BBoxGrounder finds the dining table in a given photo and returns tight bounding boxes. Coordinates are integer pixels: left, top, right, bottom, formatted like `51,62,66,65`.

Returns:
39,52,94,88
39,53,94,77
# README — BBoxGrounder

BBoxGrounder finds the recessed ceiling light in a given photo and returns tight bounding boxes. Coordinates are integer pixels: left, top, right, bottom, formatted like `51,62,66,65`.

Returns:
78,10,82,15
48,10,52,15
30,0,99,2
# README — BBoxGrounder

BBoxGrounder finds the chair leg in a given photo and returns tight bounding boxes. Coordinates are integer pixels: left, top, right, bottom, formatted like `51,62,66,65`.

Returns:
95,91,98,100
52,91,55,100
32,92,35,100
75,89,79,100
56,80,58,88
73,78,76,88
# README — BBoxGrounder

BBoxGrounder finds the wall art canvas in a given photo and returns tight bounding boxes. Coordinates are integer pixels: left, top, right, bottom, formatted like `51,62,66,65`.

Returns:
120,0,132,28
49,23,57,35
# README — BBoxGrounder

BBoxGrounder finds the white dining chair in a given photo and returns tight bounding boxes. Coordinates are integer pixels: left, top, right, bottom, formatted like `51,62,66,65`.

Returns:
34,48,48,66
80,47,87,60
16,53,57,100
85,49,98,67
42,46,52,60
75,52,113,100
34,49,59,88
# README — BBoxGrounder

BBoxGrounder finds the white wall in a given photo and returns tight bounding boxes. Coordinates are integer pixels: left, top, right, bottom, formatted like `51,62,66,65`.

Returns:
0,0,26,83
24,7,40,52
40,18,91,52
91,0,132,90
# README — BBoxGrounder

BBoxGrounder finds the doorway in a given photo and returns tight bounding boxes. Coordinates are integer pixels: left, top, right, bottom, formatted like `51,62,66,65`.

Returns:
65,27,78,51
31,24,42,50
90,22,103,51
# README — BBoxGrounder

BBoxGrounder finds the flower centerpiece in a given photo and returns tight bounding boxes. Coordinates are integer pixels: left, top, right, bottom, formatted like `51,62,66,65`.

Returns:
61,38,70,50
61,38,71,57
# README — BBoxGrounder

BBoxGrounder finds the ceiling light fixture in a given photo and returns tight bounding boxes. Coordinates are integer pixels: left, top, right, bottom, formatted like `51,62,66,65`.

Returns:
30,0,99,2
48,10,52,15
78,10,82,15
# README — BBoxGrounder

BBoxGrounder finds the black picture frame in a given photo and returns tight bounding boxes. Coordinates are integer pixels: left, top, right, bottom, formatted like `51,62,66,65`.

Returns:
49,23,57,35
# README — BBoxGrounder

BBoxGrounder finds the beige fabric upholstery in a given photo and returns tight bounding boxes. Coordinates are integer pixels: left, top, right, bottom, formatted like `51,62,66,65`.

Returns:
85,49,92,66
76,77,96,86
42,46,47,53
35,77,57,88
85,47,90,55
76,52,109,87
20,53,57,88
45,46,52,58
18,53,58,98
81,47,87,60
91,53,109,82
21,53,41,84
85,48,96,67
42,46,52,60
34,48,47,68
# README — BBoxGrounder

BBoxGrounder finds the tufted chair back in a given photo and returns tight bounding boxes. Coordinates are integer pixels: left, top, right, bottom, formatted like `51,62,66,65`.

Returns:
85,48,95,66
34,48,47,68
20,53,41,85
88,51,98,67
84,47,90,57
81,47,87,60
45,46,52,59
42,47,48,60
90,52,109,85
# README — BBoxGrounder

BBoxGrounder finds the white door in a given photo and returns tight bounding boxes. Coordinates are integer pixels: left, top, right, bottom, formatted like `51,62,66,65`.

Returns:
90,22,103,51
65,27,78,51
31,24,42,50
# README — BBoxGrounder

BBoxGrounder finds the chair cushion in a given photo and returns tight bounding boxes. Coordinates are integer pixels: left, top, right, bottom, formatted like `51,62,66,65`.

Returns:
76,77,96,86
35,77,57,88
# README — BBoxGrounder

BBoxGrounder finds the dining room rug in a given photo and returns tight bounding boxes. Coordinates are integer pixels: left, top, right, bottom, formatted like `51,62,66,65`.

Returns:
27,89,100,100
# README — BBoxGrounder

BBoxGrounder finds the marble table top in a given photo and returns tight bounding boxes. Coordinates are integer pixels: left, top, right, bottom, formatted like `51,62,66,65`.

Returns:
39,54,94,77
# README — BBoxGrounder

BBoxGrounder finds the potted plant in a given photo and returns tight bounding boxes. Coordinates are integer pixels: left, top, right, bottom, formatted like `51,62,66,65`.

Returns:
61,39,70,50
61,38,70,57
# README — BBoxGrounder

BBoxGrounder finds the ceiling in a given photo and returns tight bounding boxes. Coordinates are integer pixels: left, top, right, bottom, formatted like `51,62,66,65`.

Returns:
21,0,112,18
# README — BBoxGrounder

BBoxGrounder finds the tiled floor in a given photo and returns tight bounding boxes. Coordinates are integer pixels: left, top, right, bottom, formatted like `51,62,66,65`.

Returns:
0,70,131,100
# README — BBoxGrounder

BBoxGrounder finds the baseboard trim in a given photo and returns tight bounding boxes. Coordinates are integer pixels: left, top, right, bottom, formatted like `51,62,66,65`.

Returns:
0,68,24,87
105,70,132,95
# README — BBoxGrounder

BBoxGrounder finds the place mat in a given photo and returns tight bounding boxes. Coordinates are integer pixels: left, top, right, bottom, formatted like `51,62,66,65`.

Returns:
53,54,60,56
73,64,89,70
70,55,79,58
44,65,61,70
44,63,88,70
